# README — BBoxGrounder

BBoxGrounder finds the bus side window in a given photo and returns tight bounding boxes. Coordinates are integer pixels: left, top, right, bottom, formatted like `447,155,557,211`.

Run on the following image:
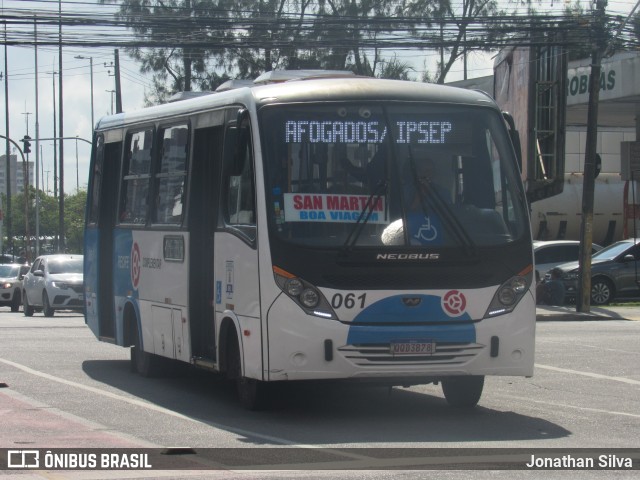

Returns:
224,115,256,243
154,124,189,225
119,128,153,225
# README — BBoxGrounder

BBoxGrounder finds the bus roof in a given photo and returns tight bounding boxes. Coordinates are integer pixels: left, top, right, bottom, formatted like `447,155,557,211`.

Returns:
95,76,497,132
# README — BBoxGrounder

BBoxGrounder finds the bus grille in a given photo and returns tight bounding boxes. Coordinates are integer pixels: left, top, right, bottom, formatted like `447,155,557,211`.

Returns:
337,342,484,367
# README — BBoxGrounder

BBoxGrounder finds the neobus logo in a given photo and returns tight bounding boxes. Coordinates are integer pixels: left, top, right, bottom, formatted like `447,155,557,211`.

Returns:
376,253,440,261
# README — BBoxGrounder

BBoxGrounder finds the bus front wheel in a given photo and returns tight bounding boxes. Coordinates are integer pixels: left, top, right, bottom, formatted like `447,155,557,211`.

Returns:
227,334,267,410
441,375,484,408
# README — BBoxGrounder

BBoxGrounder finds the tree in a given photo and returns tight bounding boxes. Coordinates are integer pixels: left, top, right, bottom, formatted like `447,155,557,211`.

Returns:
6,188,86,257
405,0,504,83
100,0,234,103
304,0,412,77
64,190,87,254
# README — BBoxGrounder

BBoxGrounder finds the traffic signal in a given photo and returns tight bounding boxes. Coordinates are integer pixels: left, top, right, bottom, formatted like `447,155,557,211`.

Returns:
22,135,31,154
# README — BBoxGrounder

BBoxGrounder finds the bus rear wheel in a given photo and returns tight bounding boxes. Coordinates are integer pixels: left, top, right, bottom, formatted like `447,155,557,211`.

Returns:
131,326,161,377
441,375,484,408
227,334,267,410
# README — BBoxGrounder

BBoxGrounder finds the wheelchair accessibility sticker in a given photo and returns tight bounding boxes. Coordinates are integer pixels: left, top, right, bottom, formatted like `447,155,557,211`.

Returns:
408,214,442,245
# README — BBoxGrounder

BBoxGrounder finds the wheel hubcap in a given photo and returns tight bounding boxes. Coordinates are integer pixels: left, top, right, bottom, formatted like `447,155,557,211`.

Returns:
591,283,610,304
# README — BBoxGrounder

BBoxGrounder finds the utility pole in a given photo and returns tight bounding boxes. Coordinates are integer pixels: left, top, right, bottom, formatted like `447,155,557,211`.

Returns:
3,23,12,256
75,137,79,191
74,55,94,129
58,0,65,253
114,49,122,114
577,0,608,312
106,90,115,115
52,66,58,198
34,17,41,257
21,109,31,262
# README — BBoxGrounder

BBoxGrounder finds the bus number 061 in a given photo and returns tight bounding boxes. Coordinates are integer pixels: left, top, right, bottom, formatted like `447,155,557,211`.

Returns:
332,293,366,309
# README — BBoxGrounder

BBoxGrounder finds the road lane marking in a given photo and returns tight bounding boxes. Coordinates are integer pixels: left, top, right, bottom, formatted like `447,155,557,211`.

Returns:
535,363,640,386
0,357,369,461
537,339,640,356
499,394,640,419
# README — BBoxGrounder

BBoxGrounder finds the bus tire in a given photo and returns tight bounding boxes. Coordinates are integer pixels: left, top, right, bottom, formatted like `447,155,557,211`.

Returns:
23,291,34,317
131,326,161,377
441,375,484,408
227,333,267,410
43,291,55,317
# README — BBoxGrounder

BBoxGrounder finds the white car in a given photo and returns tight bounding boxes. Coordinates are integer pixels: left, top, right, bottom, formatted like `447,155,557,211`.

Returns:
22,254,84,317
534,240,602,280
0,263,30,312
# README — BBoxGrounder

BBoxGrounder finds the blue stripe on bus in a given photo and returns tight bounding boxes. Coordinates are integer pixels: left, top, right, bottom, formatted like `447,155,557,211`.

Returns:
113,230,135,296
346,294,475,344
353,294,472,323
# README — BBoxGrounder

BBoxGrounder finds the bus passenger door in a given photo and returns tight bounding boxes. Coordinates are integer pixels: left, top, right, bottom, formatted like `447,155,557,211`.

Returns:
189,126,223,361
85,135,121,340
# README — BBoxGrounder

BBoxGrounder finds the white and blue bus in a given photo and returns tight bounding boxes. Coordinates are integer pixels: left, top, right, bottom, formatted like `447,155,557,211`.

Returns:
84,71,535,409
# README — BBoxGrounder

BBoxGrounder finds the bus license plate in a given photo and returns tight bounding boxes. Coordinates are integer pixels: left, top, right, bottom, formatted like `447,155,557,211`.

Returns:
390,340,435,355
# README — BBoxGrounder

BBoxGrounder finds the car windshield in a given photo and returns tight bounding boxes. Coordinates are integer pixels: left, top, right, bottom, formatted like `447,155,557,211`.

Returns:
260,103,527,249
48,258,83,274
0,265,19,277
592,242,636,261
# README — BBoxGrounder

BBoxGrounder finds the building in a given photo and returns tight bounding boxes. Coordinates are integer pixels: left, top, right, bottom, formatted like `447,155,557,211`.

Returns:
0,153,35,196
450,50,640,245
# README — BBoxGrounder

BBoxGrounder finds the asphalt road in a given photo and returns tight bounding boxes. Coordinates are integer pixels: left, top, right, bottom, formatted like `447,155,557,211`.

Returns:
0,310,639,479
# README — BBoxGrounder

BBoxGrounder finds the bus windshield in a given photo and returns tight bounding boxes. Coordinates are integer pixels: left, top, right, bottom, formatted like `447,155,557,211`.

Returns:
261,103,527,249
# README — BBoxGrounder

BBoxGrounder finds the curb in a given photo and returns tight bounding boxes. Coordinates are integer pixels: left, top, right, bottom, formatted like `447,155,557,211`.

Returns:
535,306,636,321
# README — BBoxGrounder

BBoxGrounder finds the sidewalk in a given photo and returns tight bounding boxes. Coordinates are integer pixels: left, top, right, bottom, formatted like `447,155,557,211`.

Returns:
536,304,640,321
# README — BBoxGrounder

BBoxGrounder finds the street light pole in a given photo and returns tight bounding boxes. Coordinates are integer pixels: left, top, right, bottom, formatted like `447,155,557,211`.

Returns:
74,55,94,130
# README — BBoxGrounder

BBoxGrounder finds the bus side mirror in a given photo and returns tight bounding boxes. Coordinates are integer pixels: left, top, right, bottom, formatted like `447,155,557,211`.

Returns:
502,112,522,172
231,109,251,176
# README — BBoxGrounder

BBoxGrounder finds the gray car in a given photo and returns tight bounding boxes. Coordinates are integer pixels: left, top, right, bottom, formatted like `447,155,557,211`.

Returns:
22,254,84,316
0,264,30,312
556,239,640,305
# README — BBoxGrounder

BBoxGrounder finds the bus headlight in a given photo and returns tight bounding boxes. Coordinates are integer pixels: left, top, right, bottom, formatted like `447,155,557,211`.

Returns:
485,273,531,318
286,278,304,296
498,287,516,305
300,288,319,308
273,266,336,319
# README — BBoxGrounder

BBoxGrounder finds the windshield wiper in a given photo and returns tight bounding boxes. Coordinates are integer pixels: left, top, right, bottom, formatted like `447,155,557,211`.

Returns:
342,180,388,252
407,154,477,255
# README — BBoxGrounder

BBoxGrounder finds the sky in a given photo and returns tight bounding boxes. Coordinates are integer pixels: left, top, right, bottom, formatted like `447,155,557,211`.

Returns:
2,0,154,195
1,0,638,196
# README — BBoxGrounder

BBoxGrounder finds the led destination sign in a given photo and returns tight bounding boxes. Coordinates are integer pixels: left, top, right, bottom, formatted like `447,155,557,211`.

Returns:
284,120,456,145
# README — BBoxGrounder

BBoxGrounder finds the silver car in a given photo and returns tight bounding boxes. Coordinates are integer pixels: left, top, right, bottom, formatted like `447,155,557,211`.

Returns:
0,264,30,312
22,254,84,317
